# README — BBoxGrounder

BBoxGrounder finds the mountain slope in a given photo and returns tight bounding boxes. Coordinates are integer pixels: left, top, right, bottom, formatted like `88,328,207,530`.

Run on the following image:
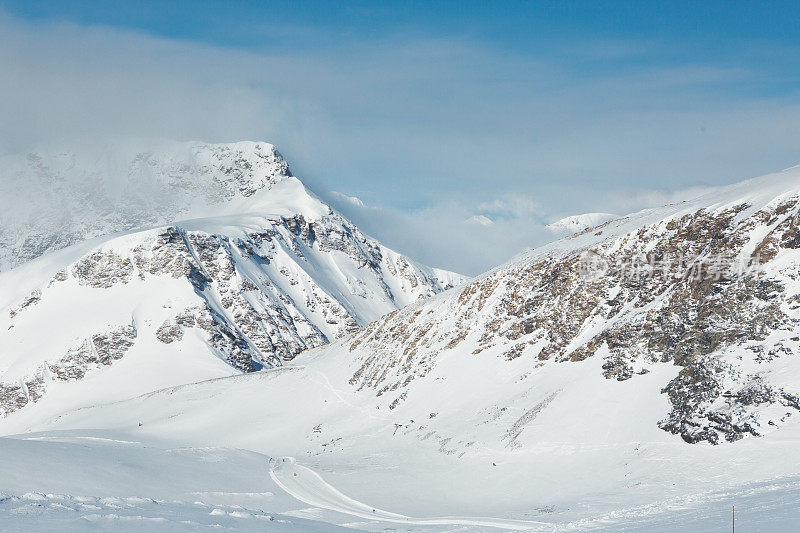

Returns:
0,143,464,418
339,165,800,445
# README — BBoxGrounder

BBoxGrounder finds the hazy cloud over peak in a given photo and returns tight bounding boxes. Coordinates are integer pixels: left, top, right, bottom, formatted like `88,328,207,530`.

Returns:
3,8,800,274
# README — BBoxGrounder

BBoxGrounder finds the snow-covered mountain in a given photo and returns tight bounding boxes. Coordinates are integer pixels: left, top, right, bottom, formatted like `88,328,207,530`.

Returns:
332,166,800,446
0,142,464,418
4,160,800,530
546,212,617,234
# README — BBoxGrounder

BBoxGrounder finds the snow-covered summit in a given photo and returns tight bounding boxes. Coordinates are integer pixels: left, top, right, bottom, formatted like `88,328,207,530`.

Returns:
546,212,616,234
0,141,298,271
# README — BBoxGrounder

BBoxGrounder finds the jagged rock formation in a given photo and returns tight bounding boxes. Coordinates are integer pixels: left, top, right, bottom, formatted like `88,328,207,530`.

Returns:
342,166,800,444
0,143,464,417
0,324,137,417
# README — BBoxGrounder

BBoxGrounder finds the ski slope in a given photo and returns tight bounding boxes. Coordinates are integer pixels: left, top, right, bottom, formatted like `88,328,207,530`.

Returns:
2,426,799,532
269,457,545,530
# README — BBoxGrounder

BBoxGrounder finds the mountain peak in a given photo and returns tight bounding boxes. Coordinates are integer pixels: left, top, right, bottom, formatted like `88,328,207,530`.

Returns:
546,212,617,234
0,140,299,271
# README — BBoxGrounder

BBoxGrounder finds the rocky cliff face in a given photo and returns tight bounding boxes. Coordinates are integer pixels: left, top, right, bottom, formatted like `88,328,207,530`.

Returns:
342,167,800,445
0,143,464,417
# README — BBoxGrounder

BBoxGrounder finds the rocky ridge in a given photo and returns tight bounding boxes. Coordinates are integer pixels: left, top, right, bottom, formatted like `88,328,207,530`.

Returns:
342,167,800,444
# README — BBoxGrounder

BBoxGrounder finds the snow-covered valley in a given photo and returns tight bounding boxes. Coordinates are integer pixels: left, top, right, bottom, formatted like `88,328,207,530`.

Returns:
3,365,800,531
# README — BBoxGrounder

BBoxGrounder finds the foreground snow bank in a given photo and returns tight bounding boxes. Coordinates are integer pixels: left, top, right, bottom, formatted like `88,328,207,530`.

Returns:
0,431,348,532
2,429,800,532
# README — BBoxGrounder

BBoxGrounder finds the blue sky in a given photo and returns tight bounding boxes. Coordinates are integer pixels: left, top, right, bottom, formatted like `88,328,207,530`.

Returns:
6,1,800,54
2,2,800,273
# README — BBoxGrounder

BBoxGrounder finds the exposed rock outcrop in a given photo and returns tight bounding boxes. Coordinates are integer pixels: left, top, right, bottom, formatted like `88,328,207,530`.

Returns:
344,177,800,444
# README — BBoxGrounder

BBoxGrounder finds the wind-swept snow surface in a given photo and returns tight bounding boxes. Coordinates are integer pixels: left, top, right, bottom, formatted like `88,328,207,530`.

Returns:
0,431,351,532
2,360,800,531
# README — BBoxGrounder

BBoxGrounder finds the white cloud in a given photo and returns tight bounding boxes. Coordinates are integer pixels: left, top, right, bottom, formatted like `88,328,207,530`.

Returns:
329,191,366,208
477,195,541,220
3,12,800,275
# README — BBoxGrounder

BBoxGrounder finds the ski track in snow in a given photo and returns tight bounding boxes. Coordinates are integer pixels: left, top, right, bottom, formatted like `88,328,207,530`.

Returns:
269,456,549,531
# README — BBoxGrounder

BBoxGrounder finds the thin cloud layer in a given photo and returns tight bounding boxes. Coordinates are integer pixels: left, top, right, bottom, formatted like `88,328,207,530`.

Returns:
2,12,800,275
